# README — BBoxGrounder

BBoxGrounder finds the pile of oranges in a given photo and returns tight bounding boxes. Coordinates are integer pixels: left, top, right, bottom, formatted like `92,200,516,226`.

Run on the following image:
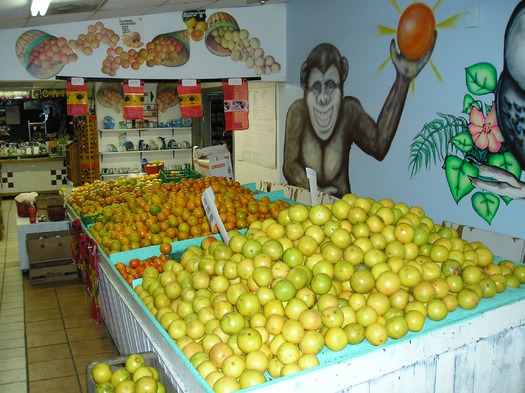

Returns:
77,175,290,256
114,249,172,287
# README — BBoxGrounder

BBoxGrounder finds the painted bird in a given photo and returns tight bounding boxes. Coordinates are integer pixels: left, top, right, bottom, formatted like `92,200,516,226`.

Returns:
496,0,525,171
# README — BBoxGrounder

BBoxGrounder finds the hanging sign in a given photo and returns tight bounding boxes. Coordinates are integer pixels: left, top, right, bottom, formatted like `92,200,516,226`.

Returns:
123,79,144,120
177,79,203,118
222,78,249,131
66,77,88,116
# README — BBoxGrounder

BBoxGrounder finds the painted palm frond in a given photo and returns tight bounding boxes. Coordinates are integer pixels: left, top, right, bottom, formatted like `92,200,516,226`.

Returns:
409,112,468,178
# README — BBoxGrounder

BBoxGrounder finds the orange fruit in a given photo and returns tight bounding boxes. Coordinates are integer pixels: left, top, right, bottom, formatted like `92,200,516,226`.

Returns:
160,242,173,255
150,234,163,245
149,204,162,216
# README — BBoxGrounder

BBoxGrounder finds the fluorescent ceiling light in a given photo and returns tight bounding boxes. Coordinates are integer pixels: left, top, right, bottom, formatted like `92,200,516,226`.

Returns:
31,0,51,17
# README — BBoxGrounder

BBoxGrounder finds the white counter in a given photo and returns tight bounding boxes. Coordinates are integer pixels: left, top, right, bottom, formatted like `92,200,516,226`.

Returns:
17,216,71,270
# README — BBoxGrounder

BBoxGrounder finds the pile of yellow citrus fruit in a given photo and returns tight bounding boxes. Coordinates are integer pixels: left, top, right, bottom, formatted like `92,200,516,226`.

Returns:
90,353,167,392
132,193,525,392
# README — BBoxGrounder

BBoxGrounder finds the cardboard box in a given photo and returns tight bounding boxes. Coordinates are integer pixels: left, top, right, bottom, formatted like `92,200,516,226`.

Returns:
193,144,233,180
29,258,78,284
443,221,525,263
257,181,338,206
26,230,73,262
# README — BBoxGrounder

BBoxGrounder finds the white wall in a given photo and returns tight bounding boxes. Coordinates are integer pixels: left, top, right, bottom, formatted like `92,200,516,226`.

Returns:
284,0,525,239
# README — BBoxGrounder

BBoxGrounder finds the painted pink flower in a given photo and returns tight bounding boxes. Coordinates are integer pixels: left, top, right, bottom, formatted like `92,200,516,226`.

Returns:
468,105,504,153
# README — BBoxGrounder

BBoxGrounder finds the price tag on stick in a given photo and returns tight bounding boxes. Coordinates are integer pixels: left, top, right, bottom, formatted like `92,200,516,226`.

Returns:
64,180,74,208
305,167,319,206
201,186,230,245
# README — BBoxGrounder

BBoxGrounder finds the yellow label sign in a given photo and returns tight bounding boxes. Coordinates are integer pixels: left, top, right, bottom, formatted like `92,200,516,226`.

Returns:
124,94,145,106
67,91,87,104
179,93,202,106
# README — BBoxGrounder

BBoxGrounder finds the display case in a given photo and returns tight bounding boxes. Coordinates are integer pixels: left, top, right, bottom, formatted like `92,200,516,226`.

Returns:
94,239,525,393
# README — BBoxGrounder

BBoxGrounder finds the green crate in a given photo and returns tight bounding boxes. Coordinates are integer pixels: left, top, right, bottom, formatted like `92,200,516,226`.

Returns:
160,168,201,183
80,213,101,226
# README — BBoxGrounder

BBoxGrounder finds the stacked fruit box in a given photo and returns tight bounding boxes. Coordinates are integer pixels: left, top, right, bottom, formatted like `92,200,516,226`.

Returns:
75,115,100,184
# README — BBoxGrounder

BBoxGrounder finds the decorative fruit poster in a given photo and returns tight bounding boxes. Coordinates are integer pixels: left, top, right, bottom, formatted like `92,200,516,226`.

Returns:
14,10,282,79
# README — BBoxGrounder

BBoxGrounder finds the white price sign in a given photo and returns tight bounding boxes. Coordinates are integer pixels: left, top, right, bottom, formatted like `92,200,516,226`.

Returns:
201,186,230,244
64,180,74,207
305,167,319,206
127,79,142,87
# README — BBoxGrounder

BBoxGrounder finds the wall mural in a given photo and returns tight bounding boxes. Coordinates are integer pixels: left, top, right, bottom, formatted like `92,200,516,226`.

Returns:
15,10,281,80
410,1,525,224
283,2,439,199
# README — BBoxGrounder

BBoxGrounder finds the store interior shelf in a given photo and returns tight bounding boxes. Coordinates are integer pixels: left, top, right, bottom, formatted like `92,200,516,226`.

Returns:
99,127,191,135
101,173,141,178
100,148,192,155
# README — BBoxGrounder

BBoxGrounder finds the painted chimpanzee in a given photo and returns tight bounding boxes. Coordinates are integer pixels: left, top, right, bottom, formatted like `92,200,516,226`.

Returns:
283,37,436,198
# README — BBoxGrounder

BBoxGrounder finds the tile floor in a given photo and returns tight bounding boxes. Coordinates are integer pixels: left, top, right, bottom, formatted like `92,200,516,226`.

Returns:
0,198,119,393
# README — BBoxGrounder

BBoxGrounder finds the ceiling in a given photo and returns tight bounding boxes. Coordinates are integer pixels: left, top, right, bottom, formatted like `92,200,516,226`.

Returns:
0,0,287,31
0,0,287,93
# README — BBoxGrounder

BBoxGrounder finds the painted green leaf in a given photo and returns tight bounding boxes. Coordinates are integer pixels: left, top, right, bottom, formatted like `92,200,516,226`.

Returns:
501,195,513,205
462,94,481,114
471,192,500,224
465,63,498,95
451,131,474,153
409,113,468,178
487,151,522,180
444,155,479,203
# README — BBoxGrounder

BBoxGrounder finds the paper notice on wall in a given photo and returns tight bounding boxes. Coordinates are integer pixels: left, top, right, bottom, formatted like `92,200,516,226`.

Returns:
119,17,145,48
234,82,277,169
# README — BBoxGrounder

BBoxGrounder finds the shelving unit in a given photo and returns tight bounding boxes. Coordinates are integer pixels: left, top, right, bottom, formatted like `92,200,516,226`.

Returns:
143,104,159,128
98,127,191,137
98,126,193,179
76,115,100,184
100,148,192,157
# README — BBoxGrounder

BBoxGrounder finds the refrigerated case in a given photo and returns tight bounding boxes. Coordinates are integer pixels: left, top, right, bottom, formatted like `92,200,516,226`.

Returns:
191,88,233,161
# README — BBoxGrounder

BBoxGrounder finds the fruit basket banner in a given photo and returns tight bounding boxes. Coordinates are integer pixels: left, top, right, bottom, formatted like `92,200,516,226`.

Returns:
177,80,202,118
223,78,249,131
123,79,144,120
66,77,88,116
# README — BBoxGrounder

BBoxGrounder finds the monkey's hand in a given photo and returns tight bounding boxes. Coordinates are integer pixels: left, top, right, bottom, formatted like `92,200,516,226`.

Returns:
319,185,338,195
390,31,437,79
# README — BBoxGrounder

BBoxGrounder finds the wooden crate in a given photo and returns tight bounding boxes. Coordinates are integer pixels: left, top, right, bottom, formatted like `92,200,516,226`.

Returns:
66,142,81,186
74,115,100,184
